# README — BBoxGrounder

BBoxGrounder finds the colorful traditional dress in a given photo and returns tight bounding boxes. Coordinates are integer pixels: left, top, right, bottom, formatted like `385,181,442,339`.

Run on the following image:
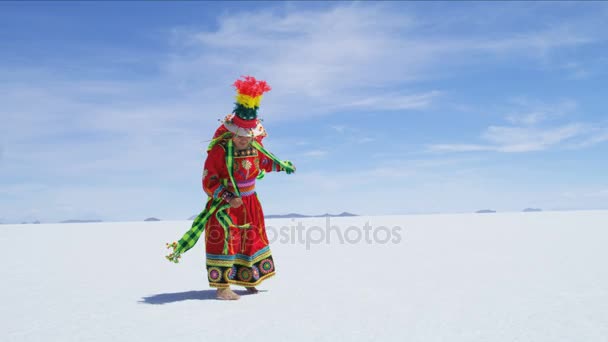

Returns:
202,140,285,288
165,75,295,291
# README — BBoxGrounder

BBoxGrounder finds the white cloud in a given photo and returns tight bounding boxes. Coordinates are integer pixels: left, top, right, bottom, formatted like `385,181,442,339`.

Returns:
165,4,595,120
302,150,328,158
427,144,493,153
567,126,608,149
559,62,592,80
338,91,441,111
471,28,593,55
2,3,606,221
324,125,376,145
505,98,577,125
429,123,589,153
428,97,606,153
330,125,347,134
357,137,375,144
506,111,549,126
482,124,586,152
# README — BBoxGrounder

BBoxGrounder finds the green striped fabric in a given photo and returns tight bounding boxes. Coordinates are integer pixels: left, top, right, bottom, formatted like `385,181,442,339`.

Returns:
165,139,294,263
251,141,296,174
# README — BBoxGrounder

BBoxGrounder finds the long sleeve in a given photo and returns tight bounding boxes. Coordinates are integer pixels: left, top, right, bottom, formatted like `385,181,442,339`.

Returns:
202,145,234,202
257,141,286,173
258,150,284,173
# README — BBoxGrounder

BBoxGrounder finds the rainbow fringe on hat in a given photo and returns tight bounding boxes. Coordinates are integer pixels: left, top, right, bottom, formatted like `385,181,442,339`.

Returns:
232,76,271,121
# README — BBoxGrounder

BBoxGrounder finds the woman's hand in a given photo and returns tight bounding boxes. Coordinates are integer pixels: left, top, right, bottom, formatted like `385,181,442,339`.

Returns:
229,197,243,208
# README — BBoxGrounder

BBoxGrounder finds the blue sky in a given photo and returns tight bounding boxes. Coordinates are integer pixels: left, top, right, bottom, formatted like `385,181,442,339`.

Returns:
1,1,607,223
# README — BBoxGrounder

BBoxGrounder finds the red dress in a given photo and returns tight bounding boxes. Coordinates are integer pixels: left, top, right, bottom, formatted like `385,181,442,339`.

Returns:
201,139,284,288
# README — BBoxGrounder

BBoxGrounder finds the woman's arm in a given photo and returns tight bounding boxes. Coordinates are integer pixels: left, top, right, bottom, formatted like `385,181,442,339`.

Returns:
202,144,235,203
259,151,285,173
257,141,296,173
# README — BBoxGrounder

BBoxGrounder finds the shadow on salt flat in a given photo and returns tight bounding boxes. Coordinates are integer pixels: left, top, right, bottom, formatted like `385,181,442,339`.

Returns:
139,289,267,304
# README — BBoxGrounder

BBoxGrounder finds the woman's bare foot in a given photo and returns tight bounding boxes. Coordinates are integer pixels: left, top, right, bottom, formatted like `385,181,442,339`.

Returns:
216,287,240,300
245,286,259,294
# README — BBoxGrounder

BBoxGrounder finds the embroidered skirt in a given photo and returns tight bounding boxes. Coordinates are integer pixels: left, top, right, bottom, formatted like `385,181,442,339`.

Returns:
204,192,276,288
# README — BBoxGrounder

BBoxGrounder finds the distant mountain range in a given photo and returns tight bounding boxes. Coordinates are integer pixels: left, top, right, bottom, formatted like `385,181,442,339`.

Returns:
476,209,496,213
188,212,357,220
265,212,358,219
58,218,163,223
3,209,552,225
475,208,543,214
60,219,103,223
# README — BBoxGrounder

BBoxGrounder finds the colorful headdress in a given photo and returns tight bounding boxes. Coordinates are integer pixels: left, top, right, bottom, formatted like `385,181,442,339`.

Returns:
221,75,271,137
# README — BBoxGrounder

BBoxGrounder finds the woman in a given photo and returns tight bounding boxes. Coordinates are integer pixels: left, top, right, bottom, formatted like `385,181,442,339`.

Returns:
166,76,295,300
